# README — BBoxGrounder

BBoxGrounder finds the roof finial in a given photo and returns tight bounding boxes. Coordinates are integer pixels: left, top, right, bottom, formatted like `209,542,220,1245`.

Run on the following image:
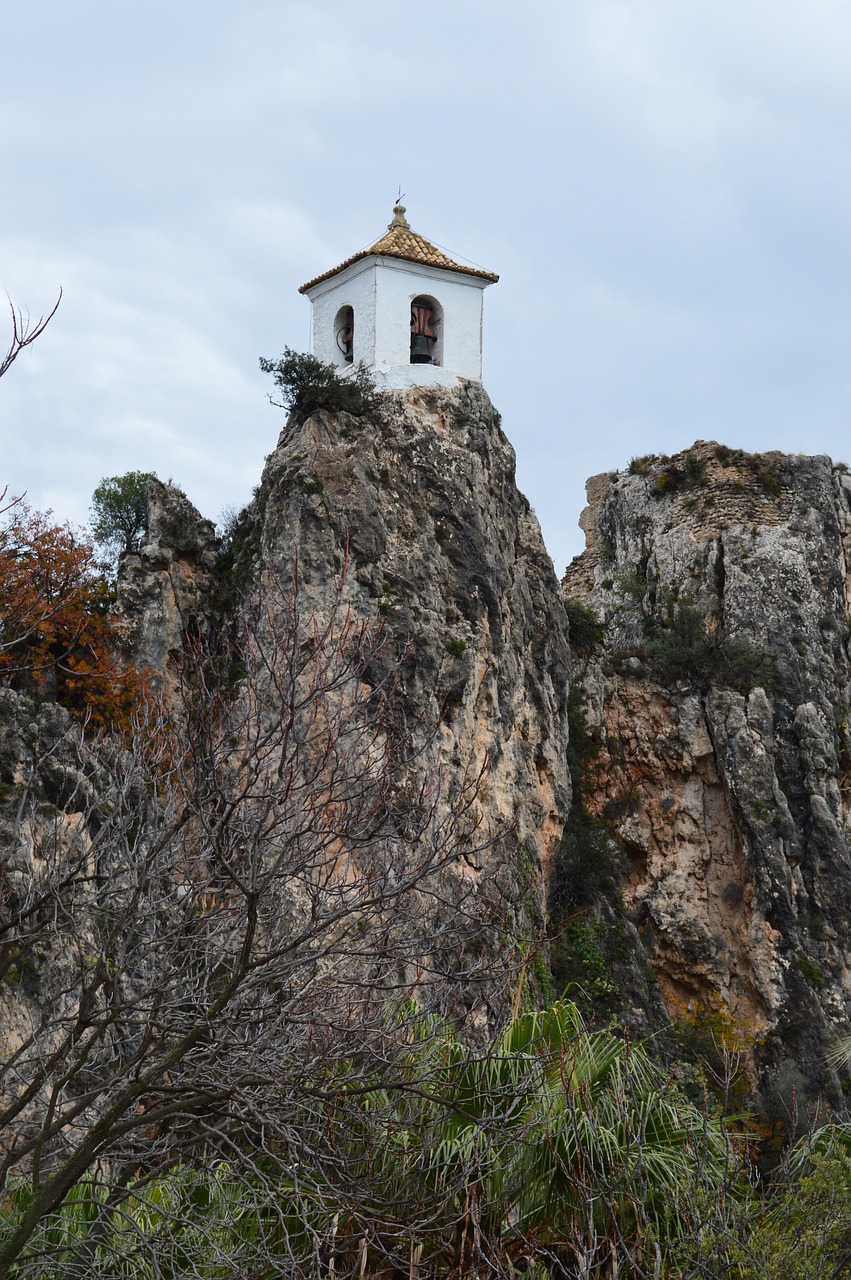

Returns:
390,189,409,230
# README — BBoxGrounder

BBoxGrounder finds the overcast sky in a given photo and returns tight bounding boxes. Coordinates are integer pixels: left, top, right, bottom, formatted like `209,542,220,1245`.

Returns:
2,0,850,572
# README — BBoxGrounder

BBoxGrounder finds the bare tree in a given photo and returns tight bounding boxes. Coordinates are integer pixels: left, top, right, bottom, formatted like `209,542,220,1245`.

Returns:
0,291,61,382
0,565,515,1275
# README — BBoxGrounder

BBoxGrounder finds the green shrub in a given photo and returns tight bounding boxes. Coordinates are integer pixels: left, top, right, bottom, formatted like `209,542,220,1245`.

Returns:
549,687,623,986
599,533,616,564
565,596,604,657
797,954,826,987
213,500,263,616
758,468,784,498
549,817,621,910
714,443,741,466
649,451,707,498
259,347,385,422
642,603,774,694
727,1146,851,1279
651,465,680,496
550,915,618,1002
683,452,708,486
713,443,786,500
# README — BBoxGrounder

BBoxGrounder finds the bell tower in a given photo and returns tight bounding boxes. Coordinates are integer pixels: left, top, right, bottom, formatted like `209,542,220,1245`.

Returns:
298,205,498,390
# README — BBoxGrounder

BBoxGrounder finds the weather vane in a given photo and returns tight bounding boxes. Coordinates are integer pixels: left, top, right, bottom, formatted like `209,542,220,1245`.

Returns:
396,185,405,205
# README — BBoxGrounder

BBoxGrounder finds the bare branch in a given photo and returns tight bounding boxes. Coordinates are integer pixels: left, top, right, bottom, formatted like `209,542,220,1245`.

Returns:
0,289,62,381
0,563,515,1274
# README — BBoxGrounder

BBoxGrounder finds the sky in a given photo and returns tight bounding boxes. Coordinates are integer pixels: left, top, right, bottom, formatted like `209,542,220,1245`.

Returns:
2,0,850,573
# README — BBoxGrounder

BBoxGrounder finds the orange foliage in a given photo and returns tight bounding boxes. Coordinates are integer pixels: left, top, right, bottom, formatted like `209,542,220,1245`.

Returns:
0,491,152,733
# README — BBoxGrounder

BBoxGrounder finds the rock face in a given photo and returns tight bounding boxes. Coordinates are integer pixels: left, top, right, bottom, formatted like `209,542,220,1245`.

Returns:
116,478,218,691
564,441,851,1111
246,383,572,891
117,384,573,996
111,403,851,1110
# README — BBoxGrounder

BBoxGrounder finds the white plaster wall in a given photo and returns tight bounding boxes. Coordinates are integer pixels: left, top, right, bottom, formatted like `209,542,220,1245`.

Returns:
307,262,377,370
373,259,486,379
304,257,490,383
372,363,462,391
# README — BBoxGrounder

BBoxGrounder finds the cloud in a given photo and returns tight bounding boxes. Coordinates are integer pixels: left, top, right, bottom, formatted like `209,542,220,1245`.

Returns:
2,0,851,572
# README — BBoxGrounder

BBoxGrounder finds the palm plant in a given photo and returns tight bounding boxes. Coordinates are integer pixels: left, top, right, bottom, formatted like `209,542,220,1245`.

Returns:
351,1000,731,1276
827,1032,851,1073
1,1002,733,1278
505,1005,727,1258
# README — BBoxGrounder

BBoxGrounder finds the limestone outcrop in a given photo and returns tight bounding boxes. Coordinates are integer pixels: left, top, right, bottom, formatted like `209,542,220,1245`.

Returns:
564,441,851,1111
245,383,572,891
116,477,218,691
105,405,851,1109
114,384,573,1005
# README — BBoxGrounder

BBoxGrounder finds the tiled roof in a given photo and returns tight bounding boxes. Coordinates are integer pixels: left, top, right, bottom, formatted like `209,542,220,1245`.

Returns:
299,206,499,293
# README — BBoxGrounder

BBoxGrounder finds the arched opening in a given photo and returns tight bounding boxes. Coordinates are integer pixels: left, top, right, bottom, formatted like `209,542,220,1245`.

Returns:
410,295,443,366
333,305,354,366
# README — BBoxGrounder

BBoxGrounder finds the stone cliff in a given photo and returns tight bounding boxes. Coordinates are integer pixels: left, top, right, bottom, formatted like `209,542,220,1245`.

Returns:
13,382,851,1239
564,440,851,1114
110,405,851,1113
252,384,570,881
116,478,218,693
116,382,573,1007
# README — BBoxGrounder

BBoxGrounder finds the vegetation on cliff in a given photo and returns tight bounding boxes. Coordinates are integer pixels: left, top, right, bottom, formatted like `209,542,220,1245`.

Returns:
90,470,156,563
259,348,386,423
641,600,775,695
1,1000,735,1278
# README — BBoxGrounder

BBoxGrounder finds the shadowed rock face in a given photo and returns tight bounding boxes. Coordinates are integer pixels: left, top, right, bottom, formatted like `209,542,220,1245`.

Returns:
115,384,573,1010
565,441,851,1111
0,692,96,1072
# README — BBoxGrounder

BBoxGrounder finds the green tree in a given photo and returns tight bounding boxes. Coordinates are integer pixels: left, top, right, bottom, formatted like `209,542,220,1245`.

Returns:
642,601,774,695
90,471,155,559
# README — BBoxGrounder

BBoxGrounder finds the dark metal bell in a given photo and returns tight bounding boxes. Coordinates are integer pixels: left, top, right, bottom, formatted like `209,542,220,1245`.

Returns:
410,333,434,364
336,314,354,363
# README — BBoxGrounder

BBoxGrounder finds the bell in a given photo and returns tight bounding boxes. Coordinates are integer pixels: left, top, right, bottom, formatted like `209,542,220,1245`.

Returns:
336,326,354,364
410,332,434,364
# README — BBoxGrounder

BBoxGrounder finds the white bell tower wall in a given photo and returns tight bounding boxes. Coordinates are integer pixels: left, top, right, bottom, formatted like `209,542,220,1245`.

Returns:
304,256,489,390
